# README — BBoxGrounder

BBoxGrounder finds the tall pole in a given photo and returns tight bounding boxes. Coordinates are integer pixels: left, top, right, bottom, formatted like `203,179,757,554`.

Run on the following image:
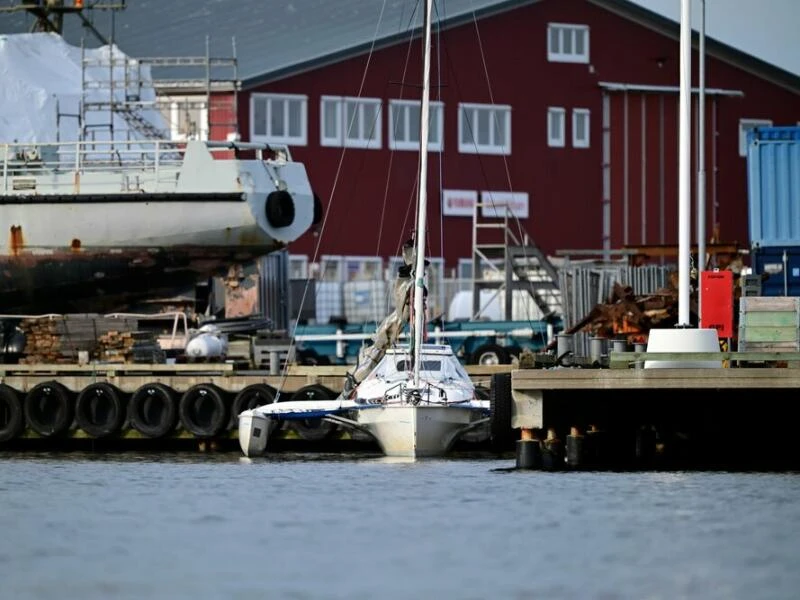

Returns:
678,0,692,326
697,0,706,317
412,0,433,387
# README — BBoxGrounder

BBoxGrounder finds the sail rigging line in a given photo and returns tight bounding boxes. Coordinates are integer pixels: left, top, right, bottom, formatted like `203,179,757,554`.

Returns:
468,8,553,327
270,0,393,395
375,0,422,265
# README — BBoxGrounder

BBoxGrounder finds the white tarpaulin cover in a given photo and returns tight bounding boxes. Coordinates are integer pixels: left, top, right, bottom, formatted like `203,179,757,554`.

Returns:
0,32,166,143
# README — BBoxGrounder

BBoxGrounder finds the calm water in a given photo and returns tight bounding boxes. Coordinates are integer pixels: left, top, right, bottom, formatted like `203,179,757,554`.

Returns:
1,452,799,600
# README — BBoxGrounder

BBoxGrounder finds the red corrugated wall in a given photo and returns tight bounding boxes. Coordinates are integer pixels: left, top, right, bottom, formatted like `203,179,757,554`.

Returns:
239,0,799,269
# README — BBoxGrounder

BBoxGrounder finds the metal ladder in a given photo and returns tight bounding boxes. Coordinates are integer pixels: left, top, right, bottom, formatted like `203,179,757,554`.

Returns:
471,202,562,321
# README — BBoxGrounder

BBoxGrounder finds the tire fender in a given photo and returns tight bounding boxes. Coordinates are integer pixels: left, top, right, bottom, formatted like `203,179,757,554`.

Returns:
285,384,338,442
24,381,74,437
489,373,513,449
75,382,127,438
231,383,276,427
0,383,24,442
129,382,178,438
179,384,229,438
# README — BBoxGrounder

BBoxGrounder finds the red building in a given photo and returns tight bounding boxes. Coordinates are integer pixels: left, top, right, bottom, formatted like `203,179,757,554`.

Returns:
233,0,799,270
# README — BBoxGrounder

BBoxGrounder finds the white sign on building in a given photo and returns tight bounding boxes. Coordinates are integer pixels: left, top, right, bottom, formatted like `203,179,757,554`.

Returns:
480,191,529,219
442,189,478,217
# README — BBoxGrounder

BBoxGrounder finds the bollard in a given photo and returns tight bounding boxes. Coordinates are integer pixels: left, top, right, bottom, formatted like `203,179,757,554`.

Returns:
566,426,583,468
611,339,628,353
541,428,564,470
634,342,646,370
556,334,574,366
516,439,542,469
589,337,608,366
584,424,605,468
516,429,542,469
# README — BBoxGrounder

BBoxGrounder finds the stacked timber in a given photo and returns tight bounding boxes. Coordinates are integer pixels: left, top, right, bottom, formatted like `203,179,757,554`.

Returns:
96,330,166,364
19,315,165,364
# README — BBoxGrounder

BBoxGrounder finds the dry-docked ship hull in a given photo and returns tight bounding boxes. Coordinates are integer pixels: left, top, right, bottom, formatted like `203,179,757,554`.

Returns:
1,140,320,312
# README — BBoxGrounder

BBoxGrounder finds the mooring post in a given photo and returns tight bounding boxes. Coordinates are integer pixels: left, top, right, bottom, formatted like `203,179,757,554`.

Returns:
541,427,564,470
566,426,584,468
516,428,542,470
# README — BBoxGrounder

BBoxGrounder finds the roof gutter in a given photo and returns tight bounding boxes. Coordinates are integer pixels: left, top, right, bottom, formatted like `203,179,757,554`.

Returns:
598,81,743,97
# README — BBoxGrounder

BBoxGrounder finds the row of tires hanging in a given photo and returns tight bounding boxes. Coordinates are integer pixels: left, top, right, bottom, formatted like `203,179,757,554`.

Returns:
0,380,339,443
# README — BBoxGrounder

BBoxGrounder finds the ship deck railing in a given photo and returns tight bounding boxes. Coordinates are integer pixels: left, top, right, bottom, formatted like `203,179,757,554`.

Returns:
1,139,293,194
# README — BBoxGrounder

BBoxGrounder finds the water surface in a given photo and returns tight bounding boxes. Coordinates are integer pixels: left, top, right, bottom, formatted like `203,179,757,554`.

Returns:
1,452,799,599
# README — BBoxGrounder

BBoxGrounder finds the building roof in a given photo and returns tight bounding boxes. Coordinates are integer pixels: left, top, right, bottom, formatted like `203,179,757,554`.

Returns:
1,0,798,93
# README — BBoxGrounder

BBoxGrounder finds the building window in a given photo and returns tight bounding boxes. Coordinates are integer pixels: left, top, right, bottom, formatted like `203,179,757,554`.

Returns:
547,23,590,63
320,96,382,149
548,107,565,147
250,93,307,145
458,103,511,155
389,100,444,151
739,118,772,157
572,108,590,148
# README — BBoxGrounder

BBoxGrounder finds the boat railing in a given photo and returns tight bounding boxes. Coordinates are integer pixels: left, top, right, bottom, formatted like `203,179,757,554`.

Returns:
1,139,185,183
1,139,297,193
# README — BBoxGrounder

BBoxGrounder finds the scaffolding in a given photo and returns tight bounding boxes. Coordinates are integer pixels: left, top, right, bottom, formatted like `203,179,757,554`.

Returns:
77,36,239,144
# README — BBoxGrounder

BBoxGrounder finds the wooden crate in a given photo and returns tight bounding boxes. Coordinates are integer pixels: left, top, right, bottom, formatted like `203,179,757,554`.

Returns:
738,297,800,352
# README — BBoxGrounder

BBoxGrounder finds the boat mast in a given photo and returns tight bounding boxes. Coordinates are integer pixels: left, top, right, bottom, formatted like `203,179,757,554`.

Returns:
412,0,434,388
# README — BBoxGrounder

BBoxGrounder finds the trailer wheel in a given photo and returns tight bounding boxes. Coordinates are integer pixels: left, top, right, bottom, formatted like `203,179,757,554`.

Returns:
286,384,338,442
489,373,513,449
179,384,229,438
129,383,178,438
24,381,74,437
0,383,24,442
470,343,510,365
75,382,126,438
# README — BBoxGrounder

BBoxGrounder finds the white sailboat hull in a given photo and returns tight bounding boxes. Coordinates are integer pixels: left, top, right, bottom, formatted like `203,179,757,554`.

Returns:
238,411,271,457
356,404,478,458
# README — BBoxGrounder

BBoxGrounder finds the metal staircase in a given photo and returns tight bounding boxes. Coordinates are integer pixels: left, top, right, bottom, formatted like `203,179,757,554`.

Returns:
116,106,169,141
471,202,562,322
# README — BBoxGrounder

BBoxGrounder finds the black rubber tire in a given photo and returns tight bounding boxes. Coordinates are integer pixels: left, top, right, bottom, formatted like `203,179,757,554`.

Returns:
470,343,511,366
129,382,178,438
0,383,24,442
178,384,229,438
312,192,323,225
265,190,295,227
231,383,275,425
489,373,513,449
24,381,74,437
75,382,127,438
285,384,338,442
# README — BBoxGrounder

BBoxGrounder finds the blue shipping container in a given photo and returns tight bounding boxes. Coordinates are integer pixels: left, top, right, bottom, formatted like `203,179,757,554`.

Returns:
752,246,800,296
747,126,800,248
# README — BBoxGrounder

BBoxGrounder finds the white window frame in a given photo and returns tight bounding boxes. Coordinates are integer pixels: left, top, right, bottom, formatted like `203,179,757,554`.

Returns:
250,93,307,146
458,103,511,155
572,108,590,148
739,118,772,157
320,96,382,149
547,23,590,64
548,107,566,148
388,99,444,152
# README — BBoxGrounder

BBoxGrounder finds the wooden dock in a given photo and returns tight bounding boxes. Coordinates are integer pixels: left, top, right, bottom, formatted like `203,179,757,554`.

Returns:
510,353,800,470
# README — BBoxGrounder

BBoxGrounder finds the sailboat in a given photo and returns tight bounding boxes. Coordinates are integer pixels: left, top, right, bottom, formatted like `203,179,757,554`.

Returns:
238,0,512,458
